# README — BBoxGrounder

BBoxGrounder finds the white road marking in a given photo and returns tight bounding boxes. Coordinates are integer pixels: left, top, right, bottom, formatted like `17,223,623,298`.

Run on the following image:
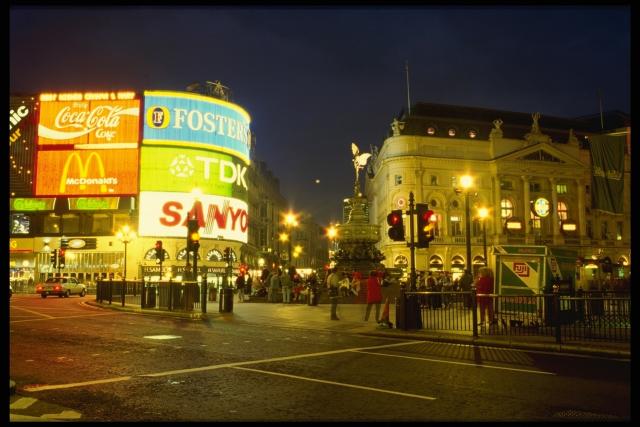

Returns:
10,313,118,323
24,376,132,392
41,410,82,420
10,397,38,409
354,350,556,375
143,335,181,340
10,306,54,319
232,366,436,400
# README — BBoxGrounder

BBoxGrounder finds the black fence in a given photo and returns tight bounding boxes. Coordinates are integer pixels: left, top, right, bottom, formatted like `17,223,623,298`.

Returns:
397,288,631,344
96,279,214,313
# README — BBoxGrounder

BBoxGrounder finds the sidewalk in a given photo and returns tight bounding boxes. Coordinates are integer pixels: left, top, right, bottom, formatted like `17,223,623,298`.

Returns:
84,299,631,360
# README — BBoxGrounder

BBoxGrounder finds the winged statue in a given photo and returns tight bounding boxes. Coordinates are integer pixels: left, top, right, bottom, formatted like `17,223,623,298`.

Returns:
351,142,372,196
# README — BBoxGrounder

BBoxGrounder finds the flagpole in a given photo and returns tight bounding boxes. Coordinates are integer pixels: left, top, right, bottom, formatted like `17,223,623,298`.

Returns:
405,60,411,115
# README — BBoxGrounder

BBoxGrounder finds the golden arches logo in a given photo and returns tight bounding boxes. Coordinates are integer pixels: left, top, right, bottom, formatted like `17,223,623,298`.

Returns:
59,152,107,193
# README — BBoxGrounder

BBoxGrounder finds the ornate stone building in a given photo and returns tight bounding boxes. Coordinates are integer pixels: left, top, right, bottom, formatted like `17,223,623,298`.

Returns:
364,103,630,290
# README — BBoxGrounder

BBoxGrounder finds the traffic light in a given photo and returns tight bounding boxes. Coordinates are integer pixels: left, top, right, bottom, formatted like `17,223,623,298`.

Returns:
416,203,435,248
58,248,66,268
224,247,232,262
155,240,164,262
387,210,405,241
187,218,200,252
50,249,58,268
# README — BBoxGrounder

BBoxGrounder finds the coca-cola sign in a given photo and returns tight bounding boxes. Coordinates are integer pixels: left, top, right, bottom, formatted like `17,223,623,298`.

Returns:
38,97,140,146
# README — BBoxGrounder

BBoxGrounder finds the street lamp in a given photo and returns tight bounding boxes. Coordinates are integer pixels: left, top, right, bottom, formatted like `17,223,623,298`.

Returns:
116,225,136,280
326,225,338,262
477,206,489,266
459,175,474,275
279,232,289,268
283,211,299,269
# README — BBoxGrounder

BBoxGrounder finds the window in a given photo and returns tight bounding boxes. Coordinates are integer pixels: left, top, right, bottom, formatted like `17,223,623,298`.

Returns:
429,199,438,208
91,213,112,234
616,222,623,241
451,200,459,209
530,212,541,229
472,219,482,237
430,175,438,186
585,185,590,194
586,220,592,238
500,180,513,190
450,216,462,236
500,199,514,220
427,126,436,135
529,182,541,192
600,221,609,240
394,175,402,185
557,201,568,224
556,184,567,194
448,128,457,137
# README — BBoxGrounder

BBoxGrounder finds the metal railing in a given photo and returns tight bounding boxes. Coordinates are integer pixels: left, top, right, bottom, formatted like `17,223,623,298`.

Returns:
397,288,631,343
96,279,207,313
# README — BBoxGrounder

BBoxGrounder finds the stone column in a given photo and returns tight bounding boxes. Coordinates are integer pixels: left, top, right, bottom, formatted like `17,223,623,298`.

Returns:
576,178,587,240
493,175,502,237
549,177,560,242
521,175,531,235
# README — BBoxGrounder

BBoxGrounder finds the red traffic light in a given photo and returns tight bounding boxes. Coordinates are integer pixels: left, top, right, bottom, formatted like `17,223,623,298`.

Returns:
387,210,402,226
58,248,66,257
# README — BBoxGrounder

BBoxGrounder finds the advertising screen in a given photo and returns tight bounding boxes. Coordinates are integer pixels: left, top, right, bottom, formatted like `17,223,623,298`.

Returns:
139,146,248,201
38,97,140,147
10,96,38,196
35,149,139,196
143,91,251,164
10,213,31,235
138,191,248,243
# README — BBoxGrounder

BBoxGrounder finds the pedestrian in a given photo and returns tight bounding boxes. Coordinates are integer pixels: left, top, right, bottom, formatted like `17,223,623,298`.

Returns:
281,266,293,303
364,270,383,322
268,268,281,303
235,273,246,302
459,269,474,309
476,267,495,325
327,268,341,320
245,273,253,297
441,271,453,308
426,271,436,309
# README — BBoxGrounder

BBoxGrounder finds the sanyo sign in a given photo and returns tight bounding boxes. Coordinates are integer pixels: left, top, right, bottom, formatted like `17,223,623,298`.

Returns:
138,191,248,243
142,91,251,164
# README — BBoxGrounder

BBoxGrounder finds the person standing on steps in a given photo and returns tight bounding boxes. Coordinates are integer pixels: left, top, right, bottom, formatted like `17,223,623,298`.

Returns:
327,268,341,320
364,270,382,323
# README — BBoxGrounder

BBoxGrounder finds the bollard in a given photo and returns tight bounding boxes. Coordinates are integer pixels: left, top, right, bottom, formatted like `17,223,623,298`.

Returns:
553,285,561,344
201,281,207,313
471,285,478,338
121,278,126,307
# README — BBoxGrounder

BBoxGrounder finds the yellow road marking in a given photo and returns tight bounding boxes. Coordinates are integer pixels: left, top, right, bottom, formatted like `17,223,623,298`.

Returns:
10,397,38,409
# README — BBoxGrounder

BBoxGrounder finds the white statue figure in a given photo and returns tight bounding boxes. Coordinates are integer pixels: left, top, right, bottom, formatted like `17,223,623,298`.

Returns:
492,118,503,131
391,118,405,136
351,142,372,196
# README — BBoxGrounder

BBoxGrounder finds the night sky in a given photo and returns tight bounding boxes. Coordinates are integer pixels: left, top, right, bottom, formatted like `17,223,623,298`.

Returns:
9,6,630,226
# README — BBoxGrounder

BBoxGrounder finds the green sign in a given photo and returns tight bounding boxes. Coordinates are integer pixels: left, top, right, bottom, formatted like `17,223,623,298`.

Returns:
139,145,248,201
69,197,119,210
11,198,56,211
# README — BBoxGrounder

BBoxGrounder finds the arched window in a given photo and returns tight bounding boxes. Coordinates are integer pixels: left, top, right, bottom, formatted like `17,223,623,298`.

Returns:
451,255,465,272
206,249,223,261
394,255,408,269
501,199,514,221
429,255,443,271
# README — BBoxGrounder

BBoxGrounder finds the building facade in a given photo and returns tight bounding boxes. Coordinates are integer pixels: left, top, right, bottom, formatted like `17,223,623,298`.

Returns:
364,103,630,291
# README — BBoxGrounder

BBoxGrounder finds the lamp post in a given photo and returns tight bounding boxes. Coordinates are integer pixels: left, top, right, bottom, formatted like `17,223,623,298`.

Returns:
116,225,136,280
326,225,338,264
478,206,489,266
283,211,298,269
279,232,289,269
460,175,474,275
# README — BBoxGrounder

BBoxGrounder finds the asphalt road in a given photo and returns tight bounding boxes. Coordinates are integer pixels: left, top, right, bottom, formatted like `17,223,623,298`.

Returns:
10,295,630,422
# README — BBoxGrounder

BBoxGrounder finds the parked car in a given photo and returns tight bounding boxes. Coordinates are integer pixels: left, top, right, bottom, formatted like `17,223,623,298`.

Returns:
36,277,87,298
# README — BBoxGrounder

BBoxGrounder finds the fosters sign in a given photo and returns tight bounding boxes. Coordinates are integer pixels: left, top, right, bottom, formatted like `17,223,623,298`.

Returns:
35,149,139,196
38,92,140,146
143,91,251,164
138,191,248,243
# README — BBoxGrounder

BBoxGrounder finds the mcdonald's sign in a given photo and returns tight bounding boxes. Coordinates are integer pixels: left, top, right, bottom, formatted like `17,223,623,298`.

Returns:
35,149,139,196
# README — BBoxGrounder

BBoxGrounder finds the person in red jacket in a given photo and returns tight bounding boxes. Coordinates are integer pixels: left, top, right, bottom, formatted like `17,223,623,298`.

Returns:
475,267,495,325
364,270,383,322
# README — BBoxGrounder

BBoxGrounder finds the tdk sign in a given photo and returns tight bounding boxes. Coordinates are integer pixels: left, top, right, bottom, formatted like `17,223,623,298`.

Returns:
143,91,251,164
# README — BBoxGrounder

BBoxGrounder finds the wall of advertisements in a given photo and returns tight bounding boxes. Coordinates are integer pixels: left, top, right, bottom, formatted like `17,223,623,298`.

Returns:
143,91,251,164
139,145,248,199
35,149,139,196
34,92,141,197
10,96,38,197
138,191,248,243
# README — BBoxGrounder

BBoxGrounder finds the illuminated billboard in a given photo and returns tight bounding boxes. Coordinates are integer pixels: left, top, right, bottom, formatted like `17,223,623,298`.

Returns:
34,149,139,196
143,91,251,164
38,92,140,147
138,191,248,243
139,146,247,200
10,96,38,197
